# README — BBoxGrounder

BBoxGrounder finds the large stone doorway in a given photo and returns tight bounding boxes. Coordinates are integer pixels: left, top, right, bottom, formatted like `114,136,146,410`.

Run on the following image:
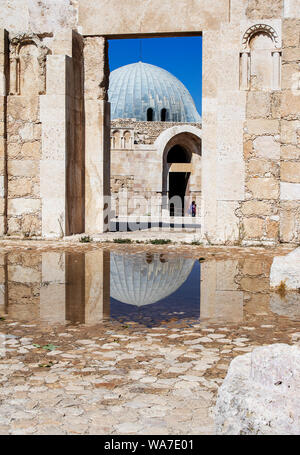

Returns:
160,128,202,219
167,145,191,216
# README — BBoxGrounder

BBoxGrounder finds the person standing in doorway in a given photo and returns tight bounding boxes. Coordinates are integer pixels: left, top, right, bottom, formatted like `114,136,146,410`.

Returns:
189,201,196,217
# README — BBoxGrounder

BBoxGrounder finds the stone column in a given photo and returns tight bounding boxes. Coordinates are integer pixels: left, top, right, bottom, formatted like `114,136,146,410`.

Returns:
0,30,8,235
272,51,281,90
40,53,71,237
84,37,111,234
240,51,249,90
202,28,245,244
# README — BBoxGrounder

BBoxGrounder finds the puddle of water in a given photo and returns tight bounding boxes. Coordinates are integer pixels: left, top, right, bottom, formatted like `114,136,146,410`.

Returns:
0,248,299,329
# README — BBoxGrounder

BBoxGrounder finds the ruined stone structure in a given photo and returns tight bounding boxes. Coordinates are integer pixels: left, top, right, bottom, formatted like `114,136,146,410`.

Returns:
0,0,299,244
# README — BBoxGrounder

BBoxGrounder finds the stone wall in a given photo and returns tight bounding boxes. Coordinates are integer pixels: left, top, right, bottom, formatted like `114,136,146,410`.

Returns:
238,15,300,244
111,119,202,145
0,0,298,242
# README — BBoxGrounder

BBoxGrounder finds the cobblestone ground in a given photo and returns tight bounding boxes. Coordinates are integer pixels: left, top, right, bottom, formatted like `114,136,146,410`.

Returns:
0,315,299,435
0,243,298,435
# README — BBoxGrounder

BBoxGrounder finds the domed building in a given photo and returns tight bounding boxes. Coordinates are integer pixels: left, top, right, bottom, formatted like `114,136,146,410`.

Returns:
109,62,202,223
109,62,201,123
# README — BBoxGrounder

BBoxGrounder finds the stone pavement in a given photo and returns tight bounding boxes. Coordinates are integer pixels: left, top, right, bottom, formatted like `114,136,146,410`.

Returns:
0,313,299,435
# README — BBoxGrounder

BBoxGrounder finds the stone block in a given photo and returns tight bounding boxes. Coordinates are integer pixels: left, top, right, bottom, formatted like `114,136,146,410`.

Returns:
281,62,299,90
246,120,280,136
246,92,270,119
281,120,300,145
8,160,39,177
243,140,253,160
266,219,279,239
215,344,300,435
21,142,41,160
7,96,39,122
243,217,264,239
281,161,300,183
248,158,277,176
247,178,279,199
21,214,41,235
242,260,264,276
253,136,280,160
46,55,70,96
240,276,269,292
8,177,32,197
282,48,300,62
281,145,300,160
8,198,40,216
241,200,273,216
281,182,300,200
281,92,300,119
8,265,40,283
282,18,300,47
280,210,296,242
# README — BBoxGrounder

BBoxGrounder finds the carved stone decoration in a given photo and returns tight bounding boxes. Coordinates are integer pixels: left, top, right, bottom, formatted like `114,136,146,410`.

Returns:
242,24,280,50
9,33,50,95
240,24,281,90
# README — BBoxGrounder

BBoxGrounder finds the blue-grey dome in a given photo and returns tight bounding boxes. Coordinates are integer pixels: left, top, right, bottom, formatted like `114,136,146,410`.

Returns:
108,62,201,123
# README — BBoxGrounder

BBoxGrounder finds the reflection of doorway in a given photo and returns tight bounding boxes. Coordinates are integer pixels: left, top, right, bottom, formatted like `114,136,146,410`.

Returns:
167,145,191,216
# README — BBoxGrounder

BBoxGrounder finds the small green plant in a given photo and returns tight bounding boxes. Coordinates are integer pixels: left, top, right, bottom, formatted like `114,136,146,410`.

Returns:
39,361,54,368
149,239,171,245
191,240,203,246
42,344,58,351
33,343,58,351
79,235,92,243
113,238,132,244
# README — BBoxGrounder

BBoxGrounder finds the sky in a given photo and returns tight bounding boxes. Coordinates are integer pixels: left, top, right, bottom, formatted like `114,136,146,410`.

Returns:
108,36,202,115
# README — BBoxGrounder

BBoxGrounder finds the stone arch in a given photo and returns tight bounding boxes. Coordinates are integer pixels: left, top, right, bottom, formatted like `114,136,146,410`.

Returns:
123,130,132,149
155,125,202,216
9,34,50,95
111,129,121,149
242,24,280,50
240,24,281,90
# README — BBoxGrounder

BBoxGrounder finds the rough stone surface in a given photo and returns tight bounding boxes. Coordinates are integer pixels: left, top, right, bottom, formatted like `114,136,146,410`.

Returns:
215,344,300,435
270,247,300,290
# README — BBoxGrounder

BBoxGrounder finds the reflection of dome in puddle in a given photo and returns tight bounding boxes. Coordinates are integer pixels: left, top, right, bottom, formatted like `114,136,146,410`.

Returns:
110,253,195,306
270,292,300,319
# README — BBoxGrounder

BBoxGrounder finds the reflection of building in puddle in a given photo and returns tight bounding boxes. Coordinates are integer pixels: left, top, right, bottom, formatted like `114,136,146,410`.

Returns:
270,292,300,320
3,251,110,324
110,252,195,306
2,250,299,325
200,260,243,323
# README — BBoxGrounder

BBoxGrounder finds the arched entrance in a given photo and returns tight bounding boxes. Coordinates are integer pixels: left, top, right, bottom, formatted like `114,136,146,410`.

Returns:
155,126,202,218
167,145,191,216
